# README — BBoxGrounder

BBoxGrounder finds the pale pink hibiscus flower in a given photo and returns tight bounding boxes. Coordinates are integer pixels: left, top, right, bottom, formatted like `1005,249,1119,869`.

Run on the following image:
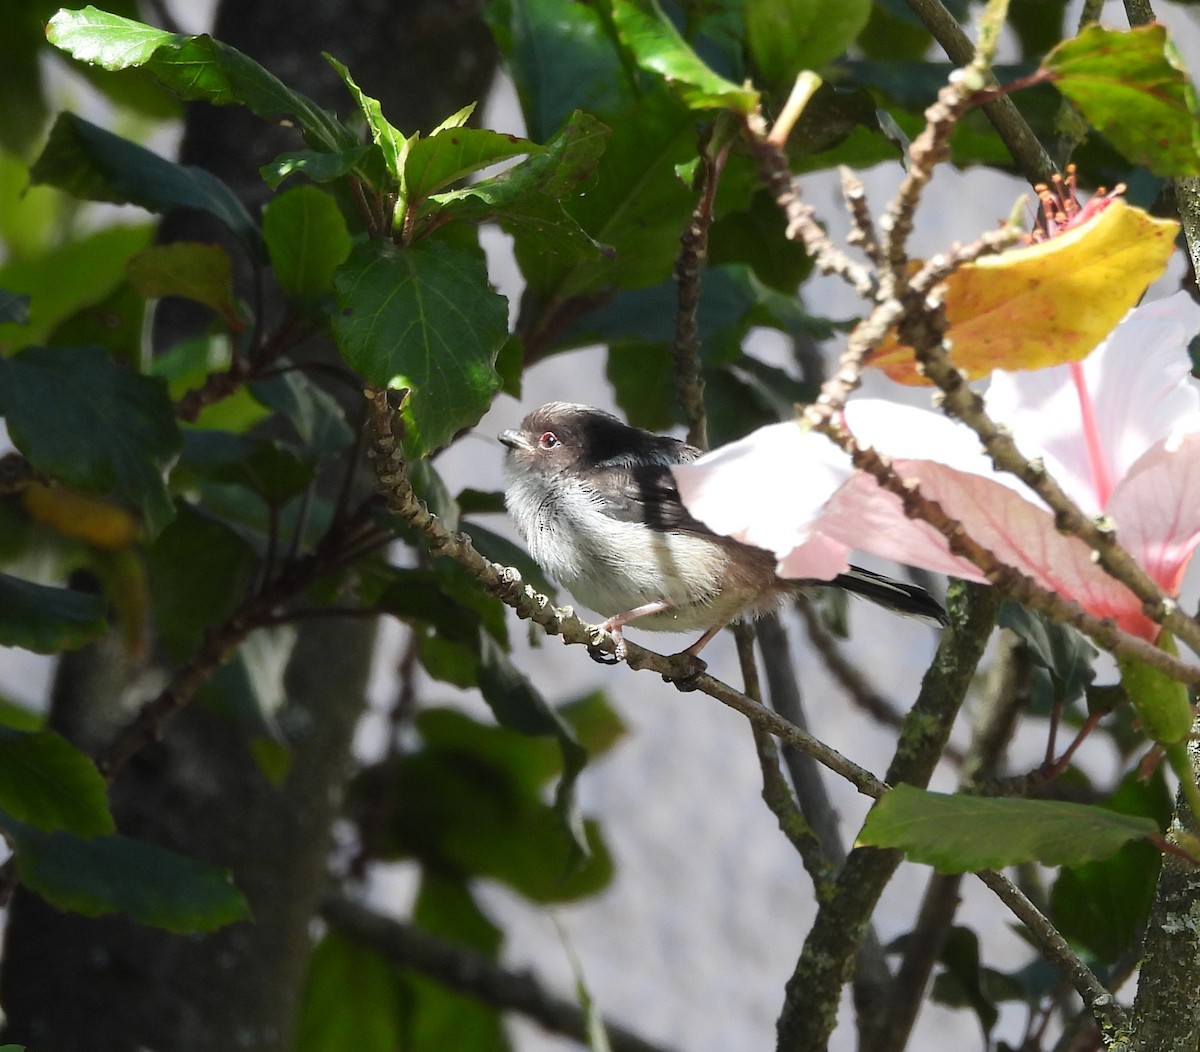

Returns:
673,292,1200,640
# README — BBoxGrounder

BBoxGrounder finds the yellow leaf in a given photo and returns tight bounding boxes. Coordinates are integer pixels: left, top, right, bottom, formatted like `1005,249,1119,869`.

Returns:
866,199,1178,384
21,481,141,550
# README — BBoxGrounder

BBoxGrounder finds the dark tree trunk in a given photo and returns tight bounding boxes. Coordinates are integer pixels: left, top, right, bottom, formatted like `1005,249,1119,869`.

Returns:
0,3,495,1050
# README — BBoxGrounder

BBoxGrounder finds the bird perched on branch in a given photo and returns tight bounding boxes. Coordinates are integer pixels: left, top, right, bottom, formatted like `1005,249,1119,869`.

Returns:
500,402,947,666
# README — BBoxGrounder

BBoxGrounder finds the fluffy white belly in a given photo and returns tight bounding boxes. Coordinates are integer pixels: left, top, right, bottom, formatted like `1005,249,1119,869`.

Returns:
506,473,771,631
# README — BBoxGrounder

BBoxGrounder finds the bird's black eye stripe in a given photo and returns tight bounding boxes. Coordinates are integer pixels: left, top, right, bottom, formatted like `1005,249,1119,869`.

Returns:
539,431,559,449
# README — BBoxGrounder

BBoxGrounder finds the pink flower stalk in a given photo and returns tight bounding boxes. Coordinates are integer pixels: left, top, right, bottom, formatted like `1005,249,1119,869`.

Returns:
673,292,1200,640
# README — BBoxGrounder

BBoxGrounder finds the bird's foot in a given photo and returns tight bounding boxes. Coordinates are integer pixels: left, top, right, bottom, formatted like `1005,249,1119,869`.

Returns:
662,651,707,690
588,622,627,665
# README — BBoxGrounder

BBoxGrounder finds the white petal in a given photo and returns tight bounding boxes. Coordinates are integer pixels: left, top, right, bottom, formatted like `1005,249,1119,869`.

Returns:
671,421,854,559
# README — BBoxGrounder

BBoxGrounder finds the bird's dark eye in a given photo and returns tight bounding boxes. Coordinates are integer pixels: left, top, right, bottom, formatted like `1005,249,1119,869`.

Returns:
538,431,559,450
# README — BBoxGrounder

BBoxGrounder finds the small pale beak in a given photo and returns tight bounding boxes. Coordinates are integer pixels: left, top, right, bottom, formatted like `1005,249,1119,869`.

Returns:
498,428,530,452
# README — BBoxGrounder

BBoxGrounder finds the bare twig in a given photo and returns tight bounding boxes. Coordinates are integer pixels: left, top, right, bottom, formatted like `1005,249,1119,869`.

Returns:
904,0,1056,184
736,622,837,895
673,131,729,450
743,114,877,298
978,871,1132,1044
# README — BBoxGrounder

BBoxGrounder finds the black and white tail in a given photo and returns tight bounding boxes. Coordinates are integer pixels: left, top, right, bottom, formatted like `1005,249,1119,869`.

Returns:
829,565,949,626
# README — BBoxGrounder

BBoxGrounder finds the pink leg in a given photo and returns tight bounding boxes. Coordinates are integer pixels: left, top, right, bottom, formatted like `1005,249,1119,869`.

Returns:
601,600,673,661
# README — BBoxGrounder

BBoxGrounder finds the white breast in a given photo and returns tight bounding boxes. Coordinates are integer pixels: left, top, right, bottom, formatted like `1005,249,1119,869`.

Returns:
505,470,771,631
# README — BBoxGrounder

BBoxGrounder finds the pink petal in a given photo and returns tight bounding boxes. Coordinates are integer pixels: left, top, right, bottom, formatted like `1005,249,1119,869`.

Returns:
1107,432,1200,595
986,292,1200,513
820,458,1155,637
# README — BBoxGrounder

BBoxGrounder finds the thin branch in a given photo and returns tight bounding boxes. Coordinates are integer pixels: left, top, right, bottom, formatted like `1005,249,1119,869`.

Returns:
95,505,375,779
794,597,965,765
736,622,837,895
841,168,884,269
872,632,1033,1052
742,113,877,298
672,131,728,450
904,0,1056,185
775,582,1002,1051
364,388,887,798
321,892,678,1052
755,613,849,864
754,614,897,1046
978,870,1132,1045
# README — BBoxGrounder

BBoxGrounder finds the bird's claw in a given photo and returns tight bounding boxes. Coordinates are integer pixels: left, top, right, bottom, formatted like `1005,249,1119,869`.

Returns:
662,652,707,690
588,624,627,665
588,644,620,665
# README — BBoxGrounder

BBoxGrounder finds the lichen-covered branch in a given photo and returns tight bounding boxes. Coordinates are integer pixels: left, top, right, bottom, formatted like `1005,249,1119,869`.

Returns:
775,582,1002,1051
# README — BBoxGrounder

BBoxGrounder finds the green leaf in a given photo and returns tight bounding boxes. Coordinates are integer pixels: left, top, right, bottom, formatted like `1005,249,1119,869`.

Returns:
857,784,1159,872
1119,631,1193,745
1050,770,1169,963
0,224,151,352
0,697,45,732
405,121,541,203
325,55,407,181
0,816,250,933
126,242,242,328
260,145,374,190
745,0,871,86
374,567,483,642
381,732,613,902
0,346,181,535
0,574,106,654
475,634,591,860
46,282,147,369
998,601,1096,706
145,502,257,659
30,114,262,254
295,931,406,1052
517,94,696,298
0,727,113,836
407,874,509,1052
608,0,759,113
180,431,314,505
1043,23,1200,176
427,111,610,262
485,0,635,141
415,694,624,798
47,7,353,152
249,369,355,459
332,239,509,457
929,927,999,1036
262,185,353,301
607,339,676,431
0,290,30,324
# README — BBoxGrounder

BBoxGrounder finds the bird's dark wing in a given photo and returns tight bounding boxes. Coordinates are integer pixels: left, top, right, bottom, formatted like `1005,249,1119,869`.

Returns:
586,458,719,536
